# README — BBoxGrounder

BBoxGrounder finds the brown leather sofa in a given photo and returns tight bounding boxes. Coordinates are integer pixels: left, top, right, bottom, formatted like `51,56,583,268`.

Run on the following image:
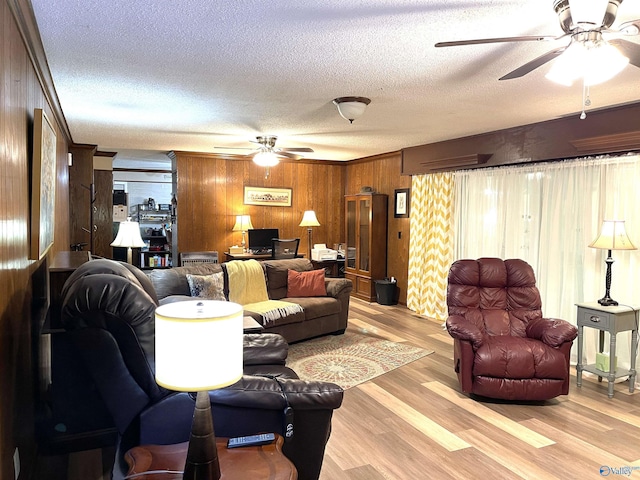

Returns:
446,257,578,401
148,258,352,343
60,259,344,480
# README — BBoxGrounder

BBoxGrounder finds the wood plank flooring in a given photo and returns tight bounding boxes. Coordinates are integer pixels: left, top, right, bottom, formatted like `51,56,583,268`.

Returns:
34,298,640,479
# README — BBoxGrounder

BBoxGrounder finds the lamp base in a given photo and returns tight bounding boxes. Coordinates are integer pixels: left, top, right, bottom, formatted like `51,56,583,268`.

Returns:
598,296,618,307
184,390,220,480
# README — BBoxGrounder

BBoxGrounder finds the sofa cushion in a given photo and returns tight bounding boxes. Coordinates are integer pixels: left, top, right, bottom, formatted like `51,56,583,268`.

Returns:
287,269,326,297
286,296,341,321
186,272,225,300
263,259,313,300
244,306,305,328
148,264,223,299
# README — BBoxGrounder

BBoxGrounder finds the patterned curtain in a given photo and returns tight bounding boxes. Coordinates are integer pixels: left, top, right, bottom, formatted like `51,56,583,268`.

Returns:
407,172,455,321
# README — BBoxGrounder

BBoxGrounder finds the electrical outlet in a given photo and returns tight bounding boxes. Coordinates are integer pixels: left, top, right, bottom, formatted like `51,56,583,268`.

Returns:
13,447,20,480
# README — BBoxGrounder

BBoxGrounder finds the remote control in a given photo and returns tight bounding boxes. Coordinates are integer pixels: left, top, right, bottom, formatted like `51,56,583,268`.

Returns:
227,432,276,448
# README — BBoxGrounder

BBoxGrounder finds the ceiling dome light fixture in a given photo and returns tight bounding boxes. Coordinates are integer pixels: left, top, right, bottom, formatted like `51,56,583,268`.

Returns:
253,150,279,167
333,96,371,123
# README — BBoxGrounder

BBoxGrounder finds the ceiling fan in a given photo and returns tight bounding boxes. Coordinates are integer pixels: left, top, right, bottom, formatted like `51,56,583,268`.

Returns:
435,0,640,84
218,135,314,167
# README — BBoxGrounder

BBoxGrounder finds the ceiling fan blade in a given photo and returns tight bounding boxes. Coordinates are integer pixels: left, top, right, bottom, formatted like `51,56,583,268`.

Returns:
435,34,564,48
499,46,567,80
609,38,640,68
214,146,254,150
617,19,640,35
280,147,314,153
275,151,303,160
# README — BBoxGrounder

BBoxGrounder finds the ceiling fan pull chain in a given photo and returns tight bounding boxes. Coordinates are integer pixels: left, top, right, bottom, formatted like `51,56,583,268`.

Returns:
580,78,591,120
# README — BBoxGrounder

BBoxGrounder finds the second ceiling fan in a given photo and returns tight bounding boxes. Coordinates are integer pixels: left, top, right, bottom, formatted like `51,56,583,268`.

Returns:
239,136,314,167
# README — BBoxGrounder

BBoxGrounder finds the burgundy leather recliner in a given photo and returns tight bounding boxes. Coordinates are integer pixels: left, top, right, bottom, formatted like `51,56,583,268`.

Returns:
446,258,578,401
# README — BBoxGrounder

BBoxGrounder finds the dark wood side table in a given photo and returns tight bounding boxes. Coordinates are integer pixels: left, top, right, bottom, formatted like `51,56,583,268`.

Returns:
48,250,92,329
243,315,264,333
125,434,297,479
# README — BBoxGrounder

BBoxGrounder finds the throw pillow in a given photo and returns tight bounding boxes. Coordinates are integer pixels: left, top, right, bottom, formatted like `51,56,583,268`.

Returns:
186,272,226,301
287,269,326,297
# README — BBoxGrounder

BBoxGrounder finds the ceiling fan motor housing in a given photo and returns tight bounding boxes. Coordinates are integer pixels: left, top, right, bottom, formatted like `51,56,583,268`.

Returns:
554,0,622,33
256,135,278,149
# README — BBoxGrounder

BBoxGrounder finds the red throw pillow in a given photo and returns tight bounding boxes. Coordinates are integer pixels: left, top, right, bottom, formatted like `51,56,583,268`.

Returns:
287,269,326,297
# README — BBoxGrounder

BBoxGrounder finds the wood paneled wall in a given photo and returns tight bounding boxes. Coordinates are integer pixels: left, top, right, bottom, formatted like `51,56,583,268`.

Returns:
345,152,411,304
172,152,346,260
172,151,413,305
1,1,71,478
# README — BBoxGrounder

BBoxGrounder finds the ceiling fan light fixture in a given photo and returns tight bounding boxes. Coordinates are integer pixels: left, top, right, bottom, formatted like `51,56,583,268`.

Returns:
253,150,279,167
333,96,371,123
545,36,629,86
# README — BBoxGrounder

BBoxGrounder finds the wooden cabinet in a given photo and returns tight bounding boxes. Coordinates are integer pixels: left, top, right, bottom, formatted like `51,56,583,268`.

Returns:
344,194,388,301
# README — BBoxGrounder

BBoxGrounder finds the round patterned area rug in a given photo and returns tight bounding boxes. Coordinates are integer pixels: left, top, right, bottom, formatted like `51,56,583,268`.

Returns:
286,331,433,389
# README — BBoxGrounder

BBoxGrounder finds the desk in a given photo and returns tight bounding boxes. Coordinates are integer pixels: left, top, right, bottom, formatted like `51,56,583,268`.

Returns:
575,302,638,398
224,252,304,262
125,434,297,479
311,258,345,278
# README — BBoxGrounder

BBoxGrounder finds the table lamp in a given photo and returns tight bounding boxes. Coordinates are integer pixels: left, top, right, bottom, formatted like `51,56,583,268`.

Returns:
155,300,243,479
299,210,320,256
232,215,254,252
111,218,147,264
588,220,637,306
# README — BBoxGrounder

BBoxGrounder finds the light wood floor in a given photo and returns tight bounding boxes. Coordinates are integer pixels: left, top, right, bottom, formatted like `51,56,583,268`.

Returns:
35,298,640,479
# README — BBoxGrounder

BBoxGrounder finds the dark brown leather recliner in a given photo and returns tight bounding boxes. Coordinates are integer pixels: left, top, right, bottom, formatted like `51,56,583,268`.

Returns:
446,258,578,401
60,259,343,480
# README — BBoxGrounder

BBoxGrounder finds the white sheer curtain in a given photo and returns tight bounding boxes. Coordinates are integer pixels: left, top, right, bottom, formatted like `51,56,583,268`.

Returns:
454,154,640,384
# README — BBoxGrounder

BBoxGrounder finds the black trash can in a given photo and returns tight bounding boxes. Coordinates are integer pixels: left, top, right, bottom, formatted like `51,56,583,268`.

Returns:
375,279,398,305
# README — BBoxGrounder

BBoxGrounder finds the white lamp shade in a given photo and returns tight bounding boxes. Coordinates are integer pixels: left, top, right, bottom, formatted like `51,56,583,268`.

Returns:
232,215,254,231
589,220,637,251
110,220,147,248
253,151,279,167
299,210,320,227
155,300,243,391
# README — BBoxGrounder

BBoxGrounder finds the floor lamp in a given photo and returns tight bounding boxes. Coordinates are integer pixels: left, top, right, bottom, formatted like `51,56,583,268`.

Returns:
299,210,320,256
232,215,254,252
588,220,637,306
155,300,243,480
111,218,147,264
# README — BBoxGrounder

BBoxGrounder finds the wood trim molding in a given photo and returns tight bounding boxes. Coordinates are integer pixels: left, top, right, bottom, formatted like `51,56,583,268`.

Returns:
169,150,346,166
7,0,72,142
419,153,492,172
570,131,640,154
402,102,640,175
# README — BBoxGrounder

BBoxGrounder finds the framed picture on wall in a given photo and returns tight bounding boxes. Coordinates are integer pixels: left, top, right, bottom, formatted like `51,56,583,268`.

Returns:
30,108,57,260
244,186,292,207
394,188,410,218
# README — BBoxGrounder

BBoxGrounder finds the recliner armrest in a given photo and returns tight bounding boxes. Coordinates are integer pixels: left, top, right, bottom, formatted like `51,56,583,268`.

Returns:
138,375,343,444
526,317,578,347
210,375,344,411
446,314,484,349
243,333,289,365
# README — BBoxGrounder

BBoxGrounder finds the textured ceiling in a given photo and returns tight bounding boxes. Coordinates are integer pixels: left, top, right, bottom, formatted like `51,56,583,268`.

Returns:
29,0,640,164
